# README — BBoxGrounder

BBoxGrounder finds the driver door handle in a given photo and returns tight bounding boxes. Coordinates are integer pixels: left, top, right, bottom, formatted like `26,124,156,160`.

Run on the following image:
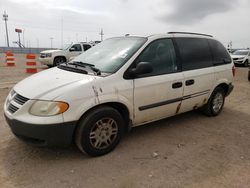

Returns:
172,82,183,89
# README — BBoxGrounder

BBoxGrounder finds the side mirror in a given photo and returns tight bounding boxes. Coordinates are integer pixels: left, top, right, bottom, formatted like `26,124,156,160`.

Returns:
69,47,75,52
129,62,153,77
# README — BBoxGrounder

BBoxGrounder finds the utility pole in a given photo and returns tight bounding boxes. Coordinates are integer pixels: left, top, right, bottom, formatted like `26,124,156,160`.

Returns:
2,10,10,47
100,28,104,41
50,37,54,48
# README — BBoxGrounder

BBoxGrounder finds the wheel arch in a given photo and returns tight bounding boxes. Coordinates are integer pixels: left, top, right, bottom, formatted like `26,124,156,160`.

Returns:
216,83,229,96
73,102,131,139
53,56,67,64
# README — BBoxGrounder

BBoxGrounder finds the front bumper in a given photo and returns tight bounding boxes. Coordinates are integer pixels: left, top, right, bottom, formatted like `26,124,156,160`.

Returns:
5,114,77,147
38,57,53,65
233,60,244,64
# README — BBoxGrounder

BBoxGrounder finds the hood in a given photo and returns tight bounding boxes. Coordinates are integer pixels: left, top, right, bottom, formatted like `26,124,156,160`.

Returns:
40,49,62,54
231,55,246,59
14,67,97,99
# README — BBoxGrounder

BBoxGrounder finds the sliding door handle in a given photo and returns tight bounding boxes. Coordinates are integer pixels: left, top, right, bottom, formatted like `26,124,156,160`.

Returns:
185,79,195,86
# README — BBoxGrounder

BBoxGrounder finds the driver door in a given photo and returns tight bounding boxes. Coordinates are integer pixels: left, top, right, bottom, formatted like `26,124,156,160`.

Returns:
69,44,83,59
132,38,184,125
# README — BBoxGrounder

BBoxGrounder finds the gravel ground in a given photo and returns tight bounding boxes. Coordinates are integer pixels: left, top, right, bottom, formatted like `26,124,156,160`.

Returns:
0,53,250,188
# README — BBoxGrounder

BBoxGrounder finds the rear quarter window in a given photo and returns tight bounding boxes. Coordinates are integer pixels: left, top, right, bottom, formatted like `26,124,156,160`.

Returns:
175,38,213,71
208,39,232,65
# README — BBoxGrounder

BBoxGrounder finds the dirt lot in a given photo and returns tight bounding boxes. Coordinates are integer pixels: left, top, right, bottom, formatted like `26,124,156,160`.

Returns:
0,53,250,188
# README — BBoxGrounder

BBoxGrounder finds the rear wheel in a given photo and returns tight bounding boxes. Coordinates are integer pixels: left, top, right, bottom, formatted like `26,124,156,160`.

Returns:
201,87,225,116
75,106,124,156
53,57,66,66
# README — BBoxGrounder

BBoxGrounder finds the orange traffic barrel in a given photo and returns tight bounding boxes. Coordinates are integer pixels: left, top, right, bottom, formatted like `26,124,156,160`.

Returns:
26,54,37,73
5,52,15,66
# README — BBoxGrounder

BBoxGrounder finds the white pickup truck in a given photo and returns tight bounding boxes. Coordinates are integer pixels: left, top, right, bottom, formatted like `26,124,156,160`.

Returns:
39,42,93,67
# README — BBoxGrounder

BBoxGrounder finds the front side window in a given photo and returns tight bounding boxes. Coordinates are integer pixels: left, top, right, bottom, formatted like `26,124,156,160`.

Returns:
83,44,91,51
175,38,213,71
71,44,82,51
134,38,177,76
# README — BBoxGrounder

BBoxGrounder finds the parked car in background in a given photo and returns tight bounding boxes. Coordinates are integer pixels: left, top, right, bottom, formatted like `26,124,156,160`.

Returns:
39,42,93,67
4,32,234,156
231,49,250,67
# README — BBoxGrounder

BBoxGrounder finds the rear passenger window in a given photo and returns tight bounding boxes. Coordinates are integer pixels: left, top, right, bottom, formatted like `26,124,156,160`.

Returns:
208,39,231,65
83,44,91,51
175,38,213,71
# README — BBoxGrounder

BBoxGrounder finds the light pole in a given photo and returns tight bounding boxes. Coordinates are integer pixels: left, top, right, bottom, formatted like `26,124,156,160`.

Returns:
50,37,54,49
15,28,22,47
2,10,10,47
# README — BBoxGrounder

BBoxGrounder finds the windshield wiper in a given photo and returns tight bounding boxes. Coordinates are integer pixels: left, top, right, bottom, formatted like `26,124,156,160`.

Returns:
58,63,88,74
69,61,101,75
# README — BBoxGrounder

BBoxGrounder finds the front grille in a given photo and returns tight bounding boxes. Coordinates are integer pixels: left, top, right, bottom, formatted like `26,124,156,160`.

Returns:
7,91,30,114
13,94,29,105
233,58,238,60
7,103,19,113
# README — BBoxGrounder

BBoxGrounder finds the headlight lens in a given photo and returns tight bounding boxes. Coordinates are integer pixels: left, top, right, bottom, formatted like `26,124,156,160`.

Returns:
29,100,69,116
46,53,52,57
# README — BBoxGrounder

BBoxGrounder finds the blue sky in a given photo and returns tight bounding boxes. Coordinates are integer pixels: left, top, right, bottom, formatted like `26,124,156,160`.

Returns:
1,0,250,48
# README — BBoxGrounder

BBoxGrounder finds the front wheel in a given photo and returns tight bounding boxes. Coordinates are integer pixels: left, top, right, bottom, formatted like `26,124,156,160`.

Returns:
75,106,124,156
201,87,225,116
53,57,66,66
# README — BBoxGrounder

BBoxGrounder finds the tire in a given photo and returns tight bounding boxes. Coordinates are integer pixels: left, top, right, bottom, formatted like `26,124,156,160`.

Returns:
244,60,249,67
75,106,124,156
53,57,66,66
201,87,225,116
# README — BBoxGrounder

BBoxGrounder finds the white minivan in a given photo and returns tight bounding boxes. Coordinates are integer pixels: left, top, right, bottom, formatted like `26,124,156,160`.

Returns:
4,32,234,156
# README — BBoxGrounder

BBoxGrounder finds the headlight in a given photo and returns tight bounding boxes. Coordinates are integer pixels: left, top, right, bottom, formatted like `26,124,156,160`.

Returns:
29,100,69,116
46,53,52,57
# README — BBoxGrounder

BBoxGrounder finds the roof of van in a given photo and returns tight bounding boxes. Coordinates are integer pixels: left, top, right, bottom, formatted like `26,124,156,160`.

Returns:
138,32,214,41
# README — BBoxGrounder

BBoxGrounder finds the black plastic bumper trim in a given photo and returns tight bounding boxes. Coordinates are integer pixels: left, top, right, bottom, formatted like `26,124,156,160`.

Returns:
4,114,77,147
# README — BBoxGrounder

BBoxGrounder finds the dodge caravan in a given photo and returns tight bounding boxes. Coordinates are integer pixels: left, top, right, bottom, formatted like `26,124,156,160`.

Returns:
4,32,234,156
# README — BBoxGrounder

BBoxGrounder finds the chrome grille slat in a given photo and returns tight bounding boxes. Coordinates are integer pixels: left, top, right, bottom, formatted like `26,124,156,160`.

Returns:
7,91,29,114
13,94,29,105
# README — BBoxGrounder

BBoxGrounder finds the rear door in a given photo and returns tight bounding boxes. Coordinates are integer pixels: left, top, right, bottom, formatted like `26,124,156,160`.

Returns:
174,37,215,113
132,38,184,125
